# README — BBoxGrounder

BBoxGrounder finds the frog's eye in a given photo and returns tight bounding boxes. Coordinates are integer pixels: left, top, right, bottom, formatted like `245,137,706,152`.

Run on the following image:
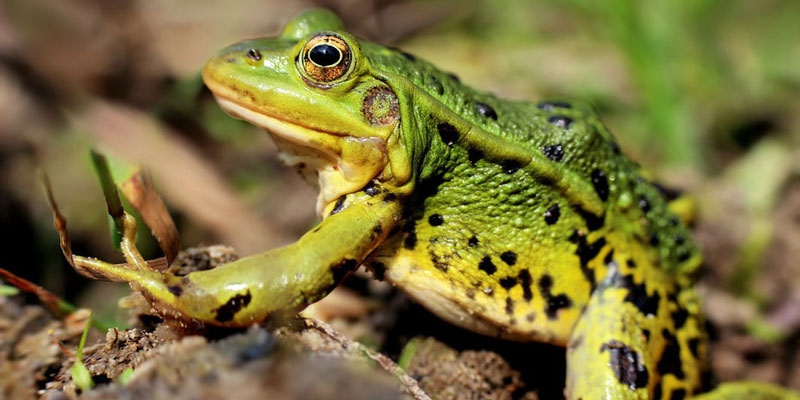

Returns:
301,34,352,84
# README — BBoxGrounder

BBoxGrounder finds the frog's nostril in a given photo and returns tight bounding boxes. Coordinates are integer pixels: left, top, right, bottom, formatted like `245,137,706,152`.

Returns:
247,49,262,61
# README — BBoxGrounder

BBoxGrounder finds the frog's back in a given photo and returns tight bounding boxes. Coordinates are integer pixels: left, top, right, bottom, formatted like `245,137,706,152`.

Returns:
365,42,702,343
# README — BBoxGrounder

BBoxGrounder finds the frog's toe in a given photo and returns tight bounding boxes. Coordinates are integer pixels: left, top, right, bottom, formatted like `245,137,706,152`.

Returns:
71,255,157,284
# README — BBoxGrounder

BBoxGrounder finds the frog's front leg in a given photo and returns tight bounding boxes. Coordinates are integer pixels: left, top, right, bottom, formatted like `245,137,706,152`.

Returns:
565,261,706,400
72,191,402,327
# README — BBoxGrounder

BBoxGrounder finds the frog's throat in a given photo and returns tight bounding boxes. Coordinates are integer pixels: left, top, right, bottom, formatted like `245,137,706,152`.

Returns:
214,97,389,216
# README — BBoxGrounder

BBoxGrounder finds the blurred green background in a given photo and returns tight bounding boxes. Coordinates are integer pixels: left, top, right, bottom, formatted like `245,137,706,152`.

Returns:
1,0,799,387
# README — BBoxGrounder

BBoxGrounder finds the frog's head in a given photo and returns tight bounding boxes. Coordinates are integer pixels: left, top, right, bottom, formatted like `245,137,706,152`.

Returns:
203,9,411,216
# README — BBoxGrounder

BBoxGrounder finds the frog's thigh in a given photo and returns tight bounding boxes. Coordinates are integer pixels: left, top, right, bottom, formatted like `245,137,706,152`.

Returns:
565,274,652,400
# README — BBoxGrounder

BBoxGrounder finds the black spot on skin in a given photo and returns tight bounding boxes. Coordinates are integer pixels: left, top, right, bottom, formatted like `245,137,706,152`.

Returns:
330,196,347,216
476,102,498,120
627,259,637,269
416,175,445,199
610,139,622,155
447,72,461,83
600,340,650,391
638,195,651,213
167,285,183,297
370,261,386,281
604,249,615,266
331,259,357,284
687,338,701,359
567,231,607,290
591,169,610,202
621,275,661,317
518,269,533,301
505,297,514,316
467,148,484,165
670,389,687,400
537,101,572,111
437,122,459,147
572,205,605,231
677,250,691,263
642,329,651,341
548,115,573,129
427,76,444,96
672,307,689,329
649,234,660,246
653,181,683,202
404,231,417,249
428,214,444,226
478,255,497,275
542,144,564,162
500,160,522,174
468,236,479,247
499,277,517,290
398,49,416,62
214,291,253,323
674,234,685,245
500,251,517,266
363,182,379,196
370,224,383,241
544,204,561,225
539,274,573,319
657,329,685,379
670,217,680,227
382,192,397,202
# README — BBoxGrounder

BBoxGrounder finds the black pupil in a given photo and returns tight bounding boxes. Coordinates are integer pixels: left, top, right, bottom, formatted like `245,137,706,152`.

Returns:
309,44,340,67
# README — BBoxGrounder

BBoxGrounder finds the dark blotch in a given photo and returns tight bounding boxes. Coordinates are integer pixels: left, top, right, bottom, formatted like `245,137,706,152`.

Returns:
500,251,517,266
331,259,357,284
672,307,689,329
428,214,444,226
370,261,386,281
638,195,651,213
500,277,517,290
167,285,183,297
478,255,497,275
670,389,687,400
572,205,605,231
537,101,572,111
687,338,701,359
600,340,650,391
649,234,660,246
653,181,683,202
404,231,418,249
505,297,515,316
382,192,397,202
657,329,686,379
591,169,610,202
468,236,479,247
567,231,607,290
548,115,573,129
437,122,460,147
363,182,379,196
627,259,637,269
539,274,572,319
518,269,533,301
330,196,346,216
544,204,561,225
476,102,498,120
543,144,564,162
621,275,661,317
427,76,444,96
214,291,253,323
468,148,484,165
677,250,691,263
500,160,522,174
447,72,460,83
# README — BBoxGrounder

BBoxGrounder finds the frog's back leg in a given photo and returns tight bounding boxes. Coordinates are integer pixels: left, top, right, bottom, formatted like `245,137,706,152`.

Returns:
565,254,708,399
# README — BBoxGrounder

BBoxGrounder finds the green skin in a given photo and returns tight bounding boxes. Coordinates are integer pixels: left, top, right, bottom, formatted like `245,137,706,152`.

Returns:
70,9,797,400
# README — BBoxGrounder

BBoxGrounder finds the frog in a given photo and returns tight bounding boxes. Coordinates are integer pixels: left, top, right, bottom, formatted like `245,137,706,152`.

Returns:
68,9,798,400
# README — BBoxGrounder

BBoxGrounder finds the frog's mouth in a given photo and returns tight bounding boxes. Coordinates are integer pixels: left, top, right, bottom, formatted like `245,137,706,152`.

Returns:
213,97,389,216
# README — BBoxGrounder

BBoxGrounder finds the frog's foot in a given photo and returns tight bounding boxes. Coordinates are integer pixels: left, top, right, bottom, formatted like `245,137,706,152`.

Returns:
70,213,160,284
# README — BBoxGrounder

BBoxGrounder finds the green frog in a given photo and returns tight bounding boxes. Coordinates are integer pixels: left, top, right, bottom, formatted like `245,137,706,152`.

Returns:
69,9,797,400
